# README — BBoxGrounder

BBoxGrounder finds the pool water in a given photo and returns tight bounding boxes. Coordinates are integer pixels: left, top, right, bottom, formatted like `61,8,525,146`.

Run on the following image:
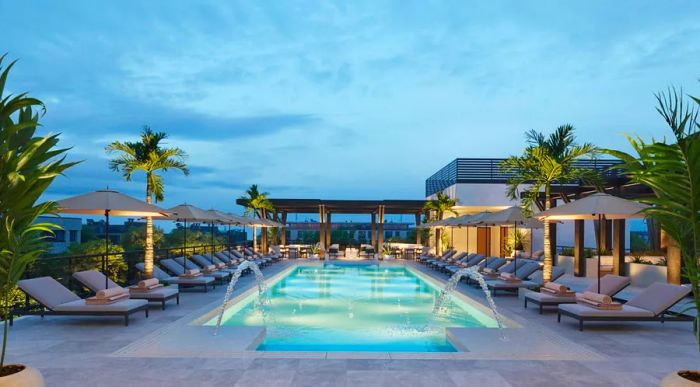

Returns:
209,264,497,352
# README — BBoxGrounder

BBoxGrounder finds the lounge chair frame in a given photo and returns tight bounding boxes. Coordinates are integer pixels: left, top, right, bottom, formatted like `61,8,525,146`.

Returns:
557,303,693,331
524,283,630,314
11,291,148,327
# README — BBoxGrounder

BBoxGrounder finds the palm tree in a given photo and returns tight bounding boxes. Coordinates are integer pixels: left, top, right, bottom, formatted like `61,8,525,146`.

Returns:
605,88,699,350
423,192,457,254
0,55,78,371
106,127,189,278
501,125,600,283
238,184,274,252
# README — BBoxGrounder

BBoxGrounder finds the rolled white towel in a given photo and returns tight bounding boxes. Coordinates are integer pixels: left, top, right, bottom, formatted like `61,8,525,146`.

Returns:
581,291,612,304
137,278,159,289
96,287,128,299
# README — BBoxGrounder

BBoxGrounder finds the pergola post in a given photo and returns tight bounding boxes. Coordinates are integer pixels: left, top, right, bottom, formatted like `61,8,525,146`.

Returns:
377,206,385,251
280,212,287,245
415,212,422,244
326,211,332,247
665,232,682,285
574,219,585,276
370,212,376,249
318,205,325,250
612,219,626,276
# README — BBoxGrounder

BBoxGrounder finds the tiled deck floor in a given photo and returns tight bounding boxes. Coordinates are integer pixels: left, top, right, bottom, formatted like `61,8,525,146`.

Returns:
5,260,698,386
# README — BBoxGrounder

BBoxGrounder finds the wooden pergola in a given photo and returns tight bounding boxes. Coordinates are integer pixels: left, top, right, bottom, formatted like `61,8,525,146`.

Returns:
531,182,681,284
253,199,427,251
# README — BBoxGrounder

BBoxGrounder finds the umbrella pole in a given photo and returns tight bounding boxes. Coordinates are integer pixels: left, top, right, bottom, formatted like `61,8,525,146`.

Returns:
227,225,231,255
597,214,602,293
183,219,188,273
513,221,517,277
104,209,110,289
211,222,215,259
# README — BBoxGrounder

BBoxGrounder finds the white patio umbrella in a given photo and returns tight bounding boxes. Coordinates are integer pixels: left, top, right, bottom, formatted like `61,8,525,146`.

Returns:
56,189,171,289
477,206,542,276
155,204,221,271
536,192,649,292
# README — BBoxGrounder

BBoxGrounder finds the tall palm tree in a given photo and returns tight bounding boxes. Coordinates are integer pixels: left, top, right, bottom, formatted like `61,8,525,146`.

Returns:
238,184,274,252
106,127,189,278
605,88,699,350
501,125,600,283
423,192,458,254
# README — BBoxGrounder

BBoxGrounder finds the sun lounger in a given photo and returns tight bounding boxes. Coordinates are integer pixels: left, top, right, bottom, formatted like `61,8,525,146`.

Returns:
73,270,179,310
15,276,148,326
173,257,230,283
426,250,456,266
153,260,216,291
524,274,630,314
446,254,485,273
419,249,451,264
485,262,561,295
557,283,693,331
193,254,239,275
433,252,467,270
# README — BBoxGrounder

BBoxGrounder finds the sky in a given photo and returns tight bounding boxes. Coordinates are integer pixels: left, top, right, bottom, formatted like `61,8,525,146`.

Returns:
2,1,700,223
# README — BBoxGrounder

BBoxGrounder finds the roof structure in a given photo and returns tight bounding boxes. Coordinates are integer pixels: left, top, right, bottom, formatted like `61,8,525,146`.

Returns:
242,199,427,214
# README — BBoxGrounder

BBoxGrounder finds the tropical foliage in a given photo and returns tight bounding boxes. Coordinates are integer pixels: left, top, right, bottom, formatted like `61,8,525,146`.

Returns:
0,55,77,369
121,225,165,252
423,192,457,254
501,125,600,282
106,127,189,278
66,240,127,282
238,184,274,218
238,184,274,251
604,87,700,350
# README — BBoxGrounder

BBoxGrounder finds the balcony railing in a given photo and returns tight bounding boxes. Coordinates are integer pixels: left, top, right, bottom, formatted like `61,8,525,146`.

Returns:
426,158,624,196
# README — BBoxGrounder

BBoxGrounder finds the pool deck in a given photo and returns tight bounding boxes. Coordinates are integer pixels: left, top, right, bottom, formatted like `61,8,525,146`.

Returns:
6,259,699,386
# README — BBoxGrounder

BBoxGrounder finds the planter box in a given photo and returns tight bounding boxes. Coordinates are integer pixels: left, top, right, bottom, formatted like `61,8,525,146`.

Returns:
586,257,613,278
556,255,575,275
626,262,667,287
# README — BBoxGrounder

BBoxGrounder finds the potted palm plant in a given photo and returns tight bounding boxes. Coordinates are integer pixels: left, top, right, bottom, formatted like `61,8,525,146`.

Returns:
0,55,77,386
606,87,700,386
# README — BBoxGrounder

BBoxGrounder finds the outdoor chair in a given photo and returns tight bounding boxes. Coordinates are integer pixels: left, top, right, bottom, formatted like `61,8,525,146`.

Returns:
73,270,179,310
484,262,554,295
524,274,630,314
16,276,148,326
557,282,693,331
173,257,231,283
154,260,217,292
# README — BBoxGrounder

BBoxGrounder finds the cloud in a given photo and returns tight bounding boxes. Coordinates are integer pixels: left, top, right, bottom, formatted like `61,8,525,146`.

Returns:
5,0,700,216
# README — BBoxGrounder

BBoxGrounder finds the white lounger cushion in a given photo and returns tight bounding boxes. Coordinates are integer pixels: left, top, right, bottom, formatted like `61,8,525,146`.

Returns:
526,291,577,303
625,283,691,316
18,277,80,309
559,303,654,318
488,280,539,289
583,274,630,294
129,287,179,300
135,263,214,285
73,270,120,291
53,299,148,312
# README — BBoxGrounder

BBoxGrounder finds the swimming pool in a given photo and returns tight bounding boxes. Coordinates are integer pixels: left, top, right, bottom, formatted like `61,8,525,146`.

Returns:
207,263,499,352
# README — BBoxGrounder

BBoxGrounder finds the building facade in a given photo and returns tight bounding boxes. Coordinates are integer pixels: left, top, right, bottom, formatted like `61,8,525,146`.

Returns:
425,158,628,256
286,221,413,244
37,215,82,254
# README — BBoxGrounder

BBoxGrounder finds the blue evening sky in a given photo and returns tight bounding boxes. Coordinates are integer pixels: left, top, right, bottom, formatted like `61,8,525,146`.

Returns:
2,1,699,222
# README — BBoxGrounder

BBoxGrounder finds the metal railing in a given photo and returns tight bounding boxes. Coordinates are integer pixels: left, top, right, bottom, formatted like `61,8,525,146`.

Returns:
26,243,249,296
426,158,625,196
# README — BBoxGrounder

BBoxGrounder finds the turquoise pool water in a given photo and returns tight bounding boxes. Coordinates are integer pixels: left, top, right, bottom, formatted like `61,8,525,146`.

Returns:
210,264,497,352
